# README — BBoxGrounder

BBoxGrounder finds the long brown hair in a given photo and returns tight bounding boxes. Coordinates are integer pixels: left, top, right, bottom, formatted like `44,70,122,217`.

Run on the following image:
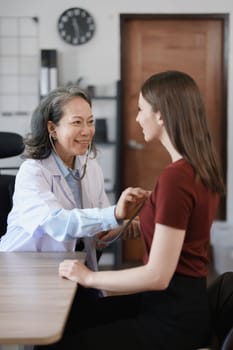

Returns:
141,70,225,194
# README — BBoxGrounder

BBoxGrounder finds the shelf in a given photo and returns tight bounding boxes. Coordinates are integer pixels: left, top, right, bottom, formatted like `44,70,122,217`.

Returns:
93,81,122,267
0,16,39,116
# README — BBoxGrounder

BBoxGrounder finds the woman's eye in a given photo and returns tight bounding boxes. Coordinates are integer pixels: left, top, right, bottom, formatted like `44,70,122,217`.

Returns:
88,120,94,125
72,120,81,125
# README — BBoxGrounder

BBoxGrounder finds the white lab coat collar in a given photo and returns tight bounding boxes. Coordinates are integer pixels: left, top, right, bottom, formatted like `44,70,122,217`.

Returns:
40,153,96,209
40,155,77,208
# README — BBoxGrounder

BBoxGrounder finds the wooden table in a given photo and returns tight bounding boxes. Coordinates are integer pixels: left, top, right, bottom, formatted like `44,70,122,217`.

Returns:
0,252,86,346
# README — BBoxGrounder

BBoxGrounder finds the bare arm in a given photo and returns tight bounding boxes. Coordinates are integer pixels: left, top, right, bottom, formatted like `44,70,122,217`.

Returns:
59,223,185,294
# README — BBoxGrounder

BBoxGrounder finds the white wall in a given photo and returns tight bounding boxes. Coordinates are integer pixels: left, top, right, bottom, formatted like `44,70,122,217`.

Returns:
0,0,233,220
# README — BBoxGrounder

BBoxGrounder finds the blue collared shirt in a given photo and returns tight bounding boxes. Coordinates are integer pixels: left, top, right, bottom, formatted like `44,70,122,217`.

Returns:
53,152,82,208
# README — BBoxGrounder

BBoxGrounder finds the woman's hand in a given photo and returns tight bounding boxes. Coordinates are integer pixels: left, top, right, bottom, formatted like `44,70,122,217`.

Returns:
95,228,122,248
122,217,141,240
95,218,141,248
115,187,150,220
59,259,92,286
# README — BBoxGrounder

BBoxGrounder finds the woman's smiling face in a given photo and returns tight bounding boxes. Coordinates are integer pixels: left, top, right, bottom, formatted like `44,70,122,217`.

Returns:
48,96,95,167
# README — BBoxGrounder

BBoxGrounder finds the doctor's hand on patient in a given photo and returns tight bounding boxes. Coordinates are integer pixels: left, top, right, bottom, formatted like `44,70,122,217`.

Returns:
123,217,141,239
114,186,149,221
95,187,148,248
95,218,141,249
95,187,149,248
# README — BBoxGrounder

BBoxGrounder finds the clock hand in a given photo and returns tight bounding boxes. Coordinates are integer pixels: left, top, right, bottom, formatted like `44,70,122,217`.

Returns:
72,18,80,40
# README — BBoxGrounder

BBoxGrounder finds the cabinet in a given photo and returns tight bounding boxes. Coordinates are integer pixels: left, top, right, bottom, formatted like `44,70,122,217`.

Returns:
92,81,122,268
0,17,39,118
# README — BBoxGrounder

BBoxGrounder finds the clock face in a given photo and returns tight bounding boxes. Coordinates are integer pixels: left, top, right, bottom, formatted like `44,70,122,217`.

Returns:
57,7,95,46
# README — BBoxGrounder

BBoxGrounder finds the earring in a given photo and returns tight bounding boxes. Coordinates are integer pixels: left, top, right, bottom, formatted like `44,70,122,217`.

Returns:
53,135,57,141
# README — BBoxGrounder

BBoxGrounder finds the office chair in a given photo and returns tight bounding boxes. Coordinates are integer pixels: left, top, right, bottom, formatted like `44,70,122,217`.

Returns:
0,131,24,237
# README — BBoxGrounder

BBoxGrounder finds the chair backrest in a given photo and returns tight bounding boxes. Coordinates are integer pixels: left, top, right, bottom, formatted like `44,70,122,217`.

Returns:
0,174,16,236
0,132,24,237
0,132,24,159
208,272,233,349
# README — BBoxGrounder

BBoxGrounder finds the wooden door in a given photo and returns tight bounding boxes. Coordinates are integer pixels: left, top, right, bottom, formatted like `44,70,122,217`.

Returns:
120,15,228,263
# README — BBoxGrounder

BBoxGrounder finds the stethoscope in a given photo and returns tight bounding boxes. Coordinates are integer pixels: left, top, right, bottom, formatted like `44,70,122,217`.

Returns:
49,133,91,181
67,144,91,182
49,133,144,245
49,133,92,209
94,202,144,246
66,148,91,210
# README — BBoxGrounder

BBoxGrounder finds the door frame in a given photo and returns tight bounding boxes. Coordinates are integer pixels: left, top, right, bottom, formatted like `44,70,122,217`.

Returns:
120,13,229,220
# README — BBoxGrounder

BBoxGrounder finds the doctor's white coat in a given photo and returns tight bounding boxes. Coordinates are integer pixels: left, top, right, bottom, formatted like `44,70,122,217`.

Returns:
0,154,111,270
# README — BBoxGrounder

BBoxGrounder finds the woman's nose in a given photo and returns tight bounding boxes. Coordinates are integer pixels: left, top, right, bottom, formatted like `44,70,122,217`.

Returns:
80,123,92,134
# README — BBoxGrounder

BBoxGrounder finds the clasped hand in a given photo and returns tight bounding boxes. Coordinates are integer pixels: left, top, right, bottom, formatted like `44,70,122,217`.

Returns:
59,259,90,285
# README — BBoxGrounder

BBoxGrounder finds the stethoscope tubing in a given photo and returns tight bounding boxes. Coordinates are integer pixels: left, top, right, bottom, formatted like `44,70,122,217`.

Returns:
95,202,144,246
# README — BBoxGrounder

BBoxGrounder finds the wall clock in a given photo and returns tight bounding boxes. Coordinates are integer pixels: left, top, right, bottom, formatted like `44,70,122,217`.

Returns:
57,7,95,46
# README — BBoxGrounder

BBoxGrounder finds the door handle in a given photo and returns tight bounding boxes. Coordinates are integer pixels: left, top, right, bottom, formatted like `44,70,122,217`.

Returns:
127,139,144,150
